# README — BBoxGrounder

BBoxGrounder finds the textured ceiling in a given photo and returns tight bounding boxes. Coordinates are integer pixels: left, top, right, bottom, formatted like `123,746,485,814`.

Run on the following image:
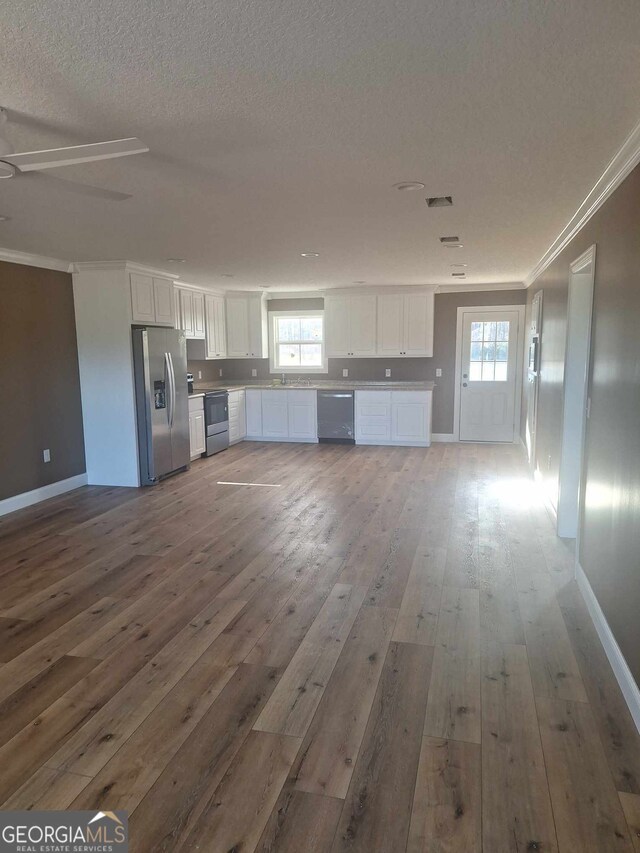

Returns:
1,0,639,290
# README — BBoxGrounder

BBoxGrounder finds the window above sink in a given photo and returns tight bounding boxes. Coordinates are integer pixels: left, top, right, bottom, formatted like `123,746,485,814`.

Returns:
269,310,328,374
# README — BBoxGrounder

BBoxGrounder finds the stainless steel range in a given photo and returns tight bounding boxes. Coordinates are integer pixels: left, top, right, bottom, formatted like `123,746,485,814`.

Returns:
203,390,229,456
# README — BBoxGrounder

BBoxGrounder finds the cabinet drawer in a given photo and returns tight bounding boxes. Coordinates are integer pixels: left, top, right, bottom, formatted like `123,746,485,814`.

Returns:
391,391,427,404
188,396,204,413
357,417,391,440
356,390,392,404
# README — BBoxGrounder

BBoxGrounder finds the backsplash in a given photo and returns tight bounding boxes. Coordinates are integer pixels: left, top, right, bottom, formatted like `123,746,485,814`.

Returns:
187,357,436,383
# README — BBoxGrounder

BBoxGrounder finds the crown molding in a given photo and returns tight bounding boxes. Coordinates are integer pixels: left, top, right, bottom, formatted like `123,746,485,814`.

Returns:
0,247,71,273
525,118,640,287
71,260,180,279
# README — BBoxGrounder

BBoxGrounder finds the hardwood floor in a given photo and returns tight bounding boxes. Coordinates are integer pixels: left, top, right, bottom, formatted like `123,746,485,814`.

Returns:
1,441,640,852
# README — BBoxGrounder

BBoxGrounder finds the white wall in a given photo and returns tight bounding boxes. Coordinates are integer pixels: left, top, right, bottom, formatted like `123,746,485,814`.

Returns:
73,268,140,487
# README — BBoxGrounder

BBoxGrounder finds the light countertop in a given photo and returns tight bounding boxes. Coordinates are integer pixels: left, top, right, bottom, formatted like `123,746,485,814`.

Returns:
192,380,435,394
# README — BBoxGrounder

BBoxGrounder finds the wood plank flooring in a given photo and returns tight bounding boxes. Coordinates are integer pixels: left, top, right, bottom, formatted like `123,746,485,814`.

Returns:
1,440,640,851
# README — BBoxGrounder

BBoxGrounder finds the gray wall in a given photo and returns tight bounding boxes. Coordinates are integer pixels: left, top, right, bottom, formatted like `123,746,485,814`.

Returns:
0,260,86,501
188,288,526,434
525,162,640,683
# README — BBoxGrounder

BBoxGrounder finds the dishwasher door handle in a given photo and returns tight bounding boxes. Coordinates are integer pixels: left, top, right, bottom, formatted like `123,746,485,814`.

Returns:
318,392,353,398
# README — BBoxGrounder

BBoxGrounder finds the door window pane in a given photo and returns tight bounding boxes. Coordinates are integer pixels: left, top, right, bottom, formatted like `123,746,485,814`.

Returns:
483,341,496,361
470,341,482,361
482,362,495,381
496,321,510,341
469,362,482,380
483,321,497,341
494,362,508,381
471,322,483,341
496,342,508,361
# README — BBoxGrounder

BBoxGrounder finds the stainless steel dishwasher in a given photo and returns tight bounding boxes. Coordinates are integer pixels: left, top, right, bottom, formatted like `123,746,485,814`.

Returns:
317,390,355,444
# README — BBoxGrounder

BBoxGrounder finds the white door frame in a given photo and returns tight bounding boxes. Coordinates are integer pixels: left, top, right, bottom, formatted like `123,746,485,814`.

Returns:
453,304,526,442
557,244,596,540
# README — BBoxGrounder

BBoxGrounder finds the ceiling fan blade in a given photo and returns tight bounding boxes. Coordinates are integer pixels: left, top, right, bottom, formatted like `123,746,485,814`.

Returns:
4,137,148,172
23,171,132,201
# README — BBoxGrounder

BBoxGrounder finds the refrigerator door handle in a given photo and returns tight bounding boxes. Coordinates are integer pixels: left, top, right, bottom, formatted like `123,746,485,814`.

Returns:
167,351,176,428
164,352,173,428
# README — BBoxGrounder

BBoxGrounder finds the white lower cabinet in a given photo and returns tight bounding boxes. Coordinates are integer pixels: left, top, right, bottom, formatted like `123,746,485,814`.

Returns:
245,389,317,443
245,389,263,437
228,390,247,444
188,396,206,459
356,389,432,446
262,391,290,438
287,390,318,440
355,391,392,441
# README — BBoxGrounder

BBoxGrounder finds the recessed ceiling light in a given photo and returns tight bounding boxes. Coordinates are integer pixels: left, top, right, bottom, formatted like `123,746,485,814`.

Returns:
221,273,234,278
0,214,11,221
393,182,425,191
167,257,186,263
426,196,453,207
300,252,319,258
451,263,467,267
443,243,464,249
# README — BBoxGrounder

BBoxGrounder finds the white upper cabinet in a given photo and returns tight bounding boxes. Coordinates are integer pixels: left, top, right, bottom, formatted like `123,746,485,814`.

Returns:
226,293,268,358
349,294,377,356
325,294,377,357
403,291,434,356
192,291,206,339
205,294,227,359
325,295,350,356
152,278,175,326
177,288,195,337
376,294,404,356
226,297,250,357
376,291,434,357
130,273,175,326
175,287,205,339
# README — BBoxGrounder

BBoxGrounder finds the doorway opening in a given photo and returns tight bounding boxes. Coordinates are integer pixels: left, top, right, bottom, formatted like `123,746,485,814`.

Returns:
557,245,596,539
454,305,525,442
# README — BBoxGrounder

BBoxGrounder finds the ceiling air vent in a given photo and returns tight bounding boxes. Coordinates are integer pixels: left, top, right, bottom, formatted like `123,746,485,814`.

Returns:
427,196,453,208
451,272,466,277
439,235,460,243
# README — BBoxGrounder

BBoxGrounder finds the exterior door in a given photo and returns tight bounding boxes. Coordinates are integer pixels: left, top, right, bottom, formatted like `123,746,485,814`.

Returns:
459,310,520,442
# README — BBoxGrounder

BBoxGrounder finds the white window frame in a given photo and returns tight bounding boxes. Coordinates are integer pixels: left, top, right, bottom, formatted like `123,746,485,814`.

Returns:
269,310,328,374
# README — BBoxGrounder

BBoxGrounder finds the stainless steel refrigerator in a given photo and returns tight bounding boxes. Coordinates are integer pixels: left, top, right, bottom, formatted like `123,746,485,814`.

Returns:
132,327,190,485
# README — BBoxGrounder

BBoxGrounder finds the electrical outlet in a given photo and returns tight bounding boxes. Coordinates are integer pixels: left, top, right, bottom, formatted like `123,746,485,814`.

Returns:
219,368,223,377
342,368,349,378
435,368,442,377
43,449,51,463
198,370,202,380
252,368,257,377
385,368,391,378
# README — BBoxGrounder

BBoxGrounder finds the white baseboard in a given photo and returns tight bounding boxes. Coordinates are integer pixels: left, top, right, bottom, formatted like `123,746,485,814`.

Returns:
576,561,640,733
0,473,88,518
432,433,456,443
